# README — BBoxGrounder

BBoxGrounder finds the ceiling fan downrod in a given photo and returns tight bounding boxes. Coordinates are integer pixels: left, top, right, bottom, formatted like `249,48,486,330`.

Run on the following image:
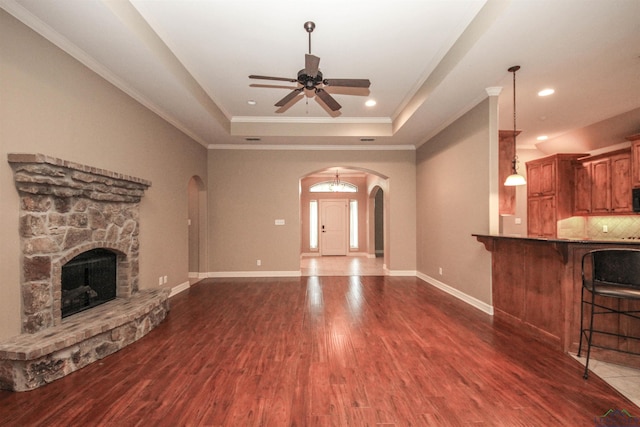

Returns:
304,21,315,54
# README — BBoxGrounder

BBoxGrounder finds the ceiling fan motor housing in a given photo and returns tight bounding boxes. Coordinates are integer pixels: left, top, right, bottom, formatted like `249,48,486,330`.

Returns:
298,69,323,90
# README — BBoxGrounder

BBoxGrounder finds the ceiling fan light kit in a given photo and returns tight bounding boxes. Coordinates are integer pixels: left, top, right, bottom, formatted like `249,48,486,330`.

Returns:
249,21,371,113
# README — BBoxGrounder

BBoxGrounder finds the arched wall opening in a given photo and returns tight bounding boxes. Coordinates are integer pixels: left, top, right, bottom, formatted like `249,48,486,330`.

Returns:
299,166,389,273
188,175,207,280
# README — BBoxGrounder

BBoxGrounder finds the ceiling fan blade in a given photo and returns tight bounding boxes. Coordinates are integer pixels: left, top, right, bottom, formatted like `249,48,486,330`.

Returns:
324,78,371,88
315,88,341,111
275,88,303,107
249,75,297,83
305,54,320,77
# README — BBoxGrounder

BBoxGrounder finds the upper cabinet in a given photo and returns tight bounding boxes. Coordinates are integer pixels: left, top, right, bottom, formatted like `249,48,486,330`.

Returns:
526,154,584,237
629,134,640,187
572,149,631,215
574,162,592,215
611,152,632,212
525,134,639,238
527,157,555,197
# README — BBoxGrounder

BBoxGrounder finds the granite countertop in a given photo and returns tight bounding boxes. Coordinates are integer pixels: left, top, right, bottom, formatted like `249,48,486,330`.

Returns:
472,233,640,245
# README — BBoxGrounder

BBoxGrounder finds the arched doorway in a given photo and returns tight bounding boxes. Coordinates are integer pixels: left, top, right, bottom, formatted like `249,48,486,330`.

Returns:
187,175,206,282
372,186,384,258
299,167,388,276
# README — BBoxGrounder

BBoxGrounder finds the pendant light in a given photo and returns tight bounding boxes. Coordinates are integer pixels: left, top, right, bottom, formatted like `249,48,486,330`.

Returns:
504,65,527,186
330,169,343,192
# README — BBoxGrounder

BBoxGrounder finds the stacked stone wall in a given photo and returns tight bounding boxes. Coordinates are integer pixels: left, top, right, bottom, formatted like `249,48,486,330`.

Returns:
7,154,151,333
0,154,167,392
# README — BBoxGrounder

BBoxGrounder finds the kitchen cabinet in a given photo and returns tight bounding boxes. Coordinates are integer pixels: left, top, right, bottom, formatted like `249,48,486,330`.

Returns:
628,134,640,187
528,158,555,197
572,149,631,215
526,154,584,237
574,162,591,215
611,152,632,212
591,158,611,213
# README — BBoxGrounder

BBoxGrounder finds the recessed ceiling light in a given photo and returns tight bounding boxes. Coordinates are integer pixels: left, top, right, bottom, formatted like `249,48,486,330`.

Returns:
360,138,376,142
538,88,555,97
247,100,257,105
365,99,377,107
537,135,549,141
245,137,261,141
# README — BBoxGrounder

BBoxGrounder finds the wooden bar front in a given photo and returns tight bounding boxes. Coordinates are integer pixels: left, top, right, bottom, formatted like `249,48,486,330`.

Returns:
474,234,640,369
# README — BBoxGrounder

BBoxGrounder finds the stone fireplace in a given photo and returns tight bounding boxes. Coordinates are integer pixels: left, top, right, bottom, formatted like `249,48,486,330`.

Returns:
0,154,170,391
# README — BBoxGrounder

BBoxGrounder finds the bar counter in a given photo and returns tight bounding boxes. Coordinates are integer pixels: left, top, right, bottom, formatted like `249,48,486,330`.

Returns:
473,233,640,369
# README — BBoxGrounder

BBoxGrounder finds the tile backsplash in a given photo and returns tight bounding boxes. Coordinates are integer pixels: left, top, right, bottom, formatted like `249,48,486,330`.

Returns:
558,215,640,240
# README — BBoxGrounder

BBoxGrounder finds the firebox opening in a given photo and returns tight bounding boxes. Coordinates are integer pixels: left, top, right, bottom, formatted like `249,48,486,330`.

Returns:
61,249,117,318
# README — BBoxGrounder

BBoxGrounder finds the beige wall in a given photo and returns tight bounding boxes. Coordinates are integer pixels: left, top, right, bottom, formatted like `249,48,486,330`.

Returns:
0,11,208,340
416,99,493,304
207,149,416,274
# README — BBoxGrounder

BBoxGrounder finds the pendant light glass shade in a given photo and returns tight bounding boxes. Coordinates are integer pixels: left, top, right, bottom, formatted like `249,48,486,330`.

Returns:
504,173,527,186
504,65,526,186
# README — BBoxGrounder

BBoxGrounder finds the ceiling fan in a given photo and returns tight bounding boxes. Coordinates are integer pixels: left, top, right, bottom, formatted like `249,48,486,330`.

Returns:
249,21,371,113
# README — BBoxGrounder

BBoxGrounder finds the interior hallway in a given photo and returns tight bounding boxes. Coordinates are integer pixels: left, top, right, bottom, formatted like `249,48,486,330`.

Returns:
300,255,385,276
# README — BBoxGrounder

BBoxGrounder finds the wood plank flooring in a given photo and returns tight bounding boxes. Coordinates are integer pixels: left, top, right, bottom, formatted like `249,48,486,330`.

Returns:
0,275,638,426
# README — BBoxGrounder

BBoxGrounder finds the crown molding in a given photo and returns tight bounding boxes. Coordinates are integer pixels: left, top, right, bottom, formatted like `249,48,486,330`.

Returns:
208,144,416,151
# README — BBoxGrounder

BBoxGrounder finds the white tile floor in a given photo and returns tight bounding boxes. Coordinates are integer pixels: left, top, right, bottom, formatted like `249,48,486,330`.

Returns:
303,256,640,406
300,255,385,276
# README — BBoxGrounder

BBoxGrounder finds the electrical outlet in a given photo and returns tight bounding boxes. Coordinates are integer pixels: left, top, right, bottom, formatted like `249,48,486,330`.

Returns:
439,267,443,275
257,260,261,266
603,225,608,233
515,217,522,225
158,277,163,286
163,275,168,284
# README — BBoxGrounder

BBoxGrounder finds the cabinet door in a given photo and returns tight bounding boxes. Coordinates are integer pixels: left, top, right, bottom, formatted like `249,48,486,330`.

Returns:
611,153,631,212
591,158,611,213
540,196,556,237
574,162,591,215
528,163,542,196
540,161,556,195
632,141,640,187
528,198,541,236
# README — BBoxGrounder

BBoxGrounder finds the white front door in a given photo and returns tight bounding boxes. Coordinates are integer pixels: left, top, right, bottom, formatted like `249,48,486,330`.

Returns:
320,200,348,256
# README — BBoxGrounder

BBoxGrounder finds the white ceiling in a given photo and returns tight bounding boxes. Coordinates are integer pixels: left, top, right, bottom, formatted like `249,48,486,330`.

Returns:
2,0,639,150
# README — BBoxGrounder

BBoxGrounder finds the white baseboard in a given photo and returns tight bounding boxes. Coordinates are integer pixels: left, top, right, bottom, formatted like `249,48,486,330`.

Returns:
388,270,417,277
300,252,372,258
188,272,208,279
207,271,302,278
416,272,494,315
169,281,190,298
300,252,319,257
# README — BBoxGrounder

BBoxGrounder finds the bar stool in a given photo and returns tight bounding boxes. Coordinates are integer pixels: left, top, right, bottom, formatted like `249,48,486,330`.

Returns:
578,249,640,379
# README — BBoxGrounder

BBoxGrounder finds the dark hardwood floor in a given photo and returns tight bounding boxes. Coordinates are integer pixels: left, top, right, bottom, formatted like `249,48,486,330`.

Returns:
1,275,638,426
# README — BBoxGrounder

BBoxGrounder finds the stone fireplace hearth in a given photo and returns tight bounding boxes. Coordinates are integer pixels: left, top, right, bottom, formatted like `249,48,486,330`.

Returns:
0,154,169,391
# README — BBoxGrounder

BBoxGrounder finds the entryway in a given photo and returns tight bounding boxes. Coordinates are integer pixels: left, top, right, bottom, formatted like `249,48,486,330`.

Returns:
299,167,389,275
301,255,385,276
